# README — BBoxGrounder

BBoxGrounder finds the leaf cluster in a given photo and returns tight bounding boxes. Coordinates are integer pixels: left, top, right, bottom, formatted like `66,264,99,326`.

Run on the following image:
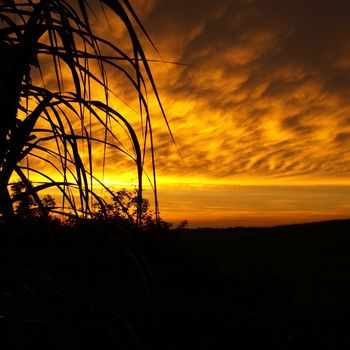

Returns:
0,0,169,226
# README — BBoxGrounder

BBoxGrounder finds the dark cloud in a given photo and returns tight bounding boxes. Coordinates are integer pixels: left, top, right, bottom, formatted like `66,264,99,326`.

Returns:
334,132,350,143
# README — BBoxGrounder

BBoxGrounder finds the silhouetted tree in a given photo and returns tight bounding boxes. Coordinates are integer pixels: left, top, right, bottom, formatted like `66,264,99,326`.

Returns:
0,3,170,349
176,220,188,230
92,188,175,232
10,181,55,220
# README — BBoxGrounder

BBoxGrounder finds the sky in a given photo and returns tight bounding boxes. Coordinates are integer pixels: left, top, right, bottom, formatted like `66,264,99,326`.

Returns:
120,0,350,226
15,0,350,227
133,0,350,181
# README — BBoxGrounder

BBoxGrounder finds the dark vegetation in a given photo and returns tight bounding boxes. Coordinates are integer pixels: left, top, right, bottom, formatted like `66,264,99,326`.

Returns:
1,215,350,349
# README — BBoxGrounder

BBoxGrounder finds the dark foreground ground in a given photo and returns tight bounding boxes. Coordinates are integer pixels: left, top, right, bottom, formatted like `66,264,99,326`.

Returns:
1,219,350,349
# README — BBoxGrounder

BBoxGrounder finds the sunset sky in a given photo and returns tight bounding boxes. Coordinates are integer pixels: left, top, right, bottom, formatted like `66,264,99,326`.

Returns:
20,0,350,226
121,0,349,226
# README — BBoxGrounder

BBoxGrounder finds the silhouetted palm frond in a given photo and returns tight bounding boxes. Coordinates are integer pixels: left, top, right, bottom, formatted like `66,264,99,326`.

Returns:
0,0,166,226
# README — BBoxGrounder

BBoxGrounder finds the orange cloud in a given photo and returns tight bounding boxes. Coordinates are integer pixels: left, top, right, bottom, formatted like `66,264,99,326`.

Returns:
128,0,350,187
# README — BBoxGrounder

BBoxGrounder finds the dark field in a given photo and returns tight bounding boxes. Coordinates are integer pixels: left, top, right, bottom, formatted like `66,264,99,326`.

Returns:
1,219,350,349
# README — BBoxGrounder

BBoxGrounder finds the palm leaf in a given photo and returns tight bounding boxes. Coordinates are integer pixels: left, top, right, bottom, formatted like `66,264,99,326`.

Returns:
0,0,169,225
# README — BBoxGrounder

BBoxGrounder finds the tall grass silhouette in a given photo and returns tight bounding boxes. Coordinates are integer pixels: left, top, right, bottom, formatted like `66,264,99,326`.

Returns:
0,3,171,348
0,0,168,226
